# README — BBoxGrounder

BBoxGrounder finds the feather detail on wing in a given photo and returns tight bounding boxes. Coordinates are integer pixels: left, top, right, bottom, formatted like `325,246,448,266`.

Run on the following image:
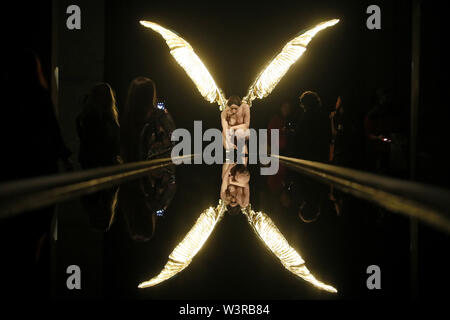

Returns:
140,20,227,110
242,205,337,293
243,19,339,106
138,201,227,288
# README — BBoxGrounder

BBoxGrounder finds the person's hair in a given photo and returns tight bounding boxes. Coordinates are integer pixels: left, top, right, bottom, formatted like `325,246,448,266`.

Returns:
81,83,119,126
121,77,157,162
227,95,241,107
299,91,322,112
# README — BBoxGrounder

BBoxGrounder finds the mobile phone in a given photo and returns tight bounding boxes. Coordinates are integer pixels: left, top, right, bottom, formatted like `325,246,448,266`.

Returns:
157,101,166,110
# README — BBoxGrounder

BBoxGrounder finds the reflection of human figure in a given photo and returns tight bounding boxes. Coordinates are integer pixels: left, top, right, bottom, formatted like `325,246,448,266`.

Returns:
220,163,250,215
76,83,121,232
119,166,176,242
221,95,250,151
285,174,342,223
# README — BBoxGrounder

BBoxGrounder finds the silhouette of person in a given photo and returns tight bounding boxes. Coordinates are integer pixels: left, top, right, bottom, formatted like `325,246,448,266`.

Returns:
0,49,71,297
118,166,176,242
118,77,176,240
121,77,175,163
76,82,121,168
295,91,330,162
268,102,296,156
76,82,122,232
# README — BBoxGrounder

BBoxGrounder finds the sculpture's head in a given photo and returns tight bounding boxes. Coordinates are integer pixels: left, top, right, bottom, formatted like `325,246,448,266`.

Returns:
230,164,250,185
227,95,242,109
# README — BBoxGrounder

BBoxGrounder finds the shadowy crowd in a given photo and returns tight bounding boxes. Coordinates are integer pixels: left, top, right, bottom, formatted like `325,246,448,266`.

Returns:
264,88,407,224
0,50,177,297
77,77,176,242
0,49,408,296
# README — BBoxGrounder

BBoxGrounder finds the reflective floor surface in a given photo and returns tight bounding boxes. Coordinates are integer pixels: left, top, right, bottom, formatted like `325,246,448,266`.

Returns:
52,164,448,299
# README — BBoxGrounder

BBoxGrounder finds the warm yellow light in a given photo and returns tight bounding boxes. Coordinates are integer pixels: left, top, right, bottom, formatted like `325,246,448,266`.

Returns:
242,206,337,293
138,201,227,288
243,19,339,105
140,19,338,110
140,20,227,110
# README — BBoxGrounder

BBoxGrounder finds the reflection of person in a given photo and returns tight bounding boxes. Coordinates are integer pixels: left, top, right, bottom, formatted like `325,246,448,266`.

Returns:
76,83,121,232
119,166,176,242
268,102,296,155
221,95,250,150
220,163,250,214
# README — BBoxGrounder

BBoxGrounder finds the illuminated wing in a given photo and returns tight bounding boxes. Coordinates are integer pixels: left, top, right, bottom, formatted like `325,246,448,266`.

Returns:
242,19,339,106
138,201,227,288
140,20,227,110
242,206,337,293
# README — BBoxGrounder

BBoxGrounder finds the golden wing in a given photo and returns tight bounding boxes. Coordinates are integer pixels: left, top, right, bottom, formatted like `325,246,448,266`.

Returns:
140,20,227,110
242,19,339,106
242,205,337,293
138,201,227,288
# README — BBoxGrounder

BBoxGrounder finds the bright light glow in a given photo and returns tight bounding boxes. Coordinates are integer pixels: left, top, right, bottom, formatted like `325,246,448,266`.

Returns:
138,201,227,288
140,21,227,110
242,206,337,293
140,19,338,109
243,19,339,105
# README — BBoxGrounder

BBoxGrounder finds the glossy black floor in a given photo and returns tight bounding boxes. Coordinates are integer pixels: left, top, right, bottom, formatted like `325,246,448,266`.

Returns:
53,164,448,299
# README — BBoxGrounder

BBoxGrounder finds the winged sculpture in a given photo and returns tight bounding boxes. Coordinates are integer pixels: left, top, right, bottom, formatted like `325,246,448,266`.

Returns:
139,19,339,110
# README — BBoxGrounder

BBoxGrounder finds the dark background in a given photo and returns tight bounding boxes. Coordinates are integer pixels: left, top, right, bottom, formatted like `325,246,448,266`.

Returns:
104,0,411,142
4,0,448,186
1,0,449,300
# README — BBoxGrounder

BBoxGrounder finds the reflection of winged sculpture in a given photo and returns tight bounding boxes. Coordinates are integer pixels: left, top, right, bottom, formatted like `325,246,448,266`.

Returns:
242,206,337,293
138,21,339,292
138,200,337,293
138,200,227,288
140,19,339,110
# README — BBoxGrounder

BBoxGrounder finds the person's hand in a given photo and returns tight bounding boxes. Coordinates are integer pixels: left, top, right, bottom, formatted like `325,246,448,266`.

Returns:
224,137,237,150
329,111,336,119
